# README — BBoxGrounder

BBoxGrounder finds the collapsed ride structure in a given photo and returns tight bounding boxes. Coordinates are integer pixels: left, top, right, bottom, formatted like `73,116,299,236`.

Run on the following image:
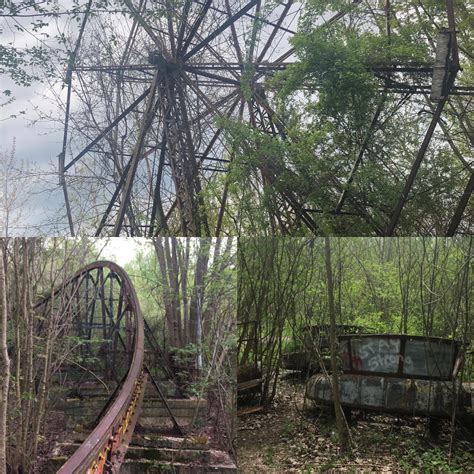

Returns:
36,261,235,472
59,0,473,237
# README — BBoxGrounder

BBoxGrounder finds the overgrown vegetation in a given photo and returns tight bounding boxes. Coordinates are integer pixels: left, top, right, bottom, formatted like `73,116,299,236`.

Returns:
219,0,473,235
238,237,473,409
238,237,473,470
238,374,474,473
0,237,237,472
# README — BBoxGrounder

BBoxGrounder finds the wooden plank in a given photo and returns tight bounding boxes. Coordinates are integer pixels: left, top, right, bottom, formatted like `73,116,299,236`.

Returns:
237,378,263,392
237,405,265,416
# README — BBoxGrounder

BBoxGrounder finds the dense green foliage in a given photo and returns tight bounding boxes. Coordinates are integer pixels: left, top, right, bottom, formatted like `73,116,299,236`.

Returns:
220,0,473,235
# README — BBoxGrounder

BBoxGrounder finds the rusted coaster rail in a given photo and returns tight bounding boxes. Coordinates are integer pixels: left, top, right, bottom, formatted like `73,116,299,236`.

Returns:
36,261,145,473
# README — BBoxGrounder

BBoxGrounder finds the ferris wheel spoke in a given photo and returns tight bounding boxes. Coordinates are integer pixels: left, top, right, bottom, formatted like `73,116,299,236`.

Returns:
257,0,294,63
113,69,162,236
183,65,240,85
148,127,169,236
122,0,163,47
181,0,212,55
183,0,260,61
175,76,210,234
64,87,151,172
224,0,244,63
176,0,193,52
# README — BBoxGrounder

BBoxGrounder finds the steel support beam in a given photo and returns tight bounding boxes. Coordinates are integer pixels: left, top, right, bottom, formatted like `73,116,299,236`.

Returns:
386,75,457,235
113,70,161,235
446,172,474,236
184,0,259,61
64,88,151,172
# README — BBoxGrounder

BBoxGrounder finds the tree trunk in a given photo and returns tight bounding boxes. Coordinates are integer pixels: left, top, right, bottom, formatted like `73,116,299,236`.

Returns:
0,242,10,474
325,237,349,452
190,239,210,370
178,238,190,343
154,239,175,346
20,239,33,460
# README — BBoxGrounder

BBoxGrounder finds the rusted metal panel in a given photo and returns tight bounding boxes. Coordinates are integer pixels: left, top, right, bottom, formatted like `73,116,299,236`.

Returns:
404,339,455,377
361,378,385,407
281,351,311,371
282,325,367,372
339,335,462,381
431,29,453,101
340,378,358,405
306,334,468,417
306,374,467,417
347,337,400,373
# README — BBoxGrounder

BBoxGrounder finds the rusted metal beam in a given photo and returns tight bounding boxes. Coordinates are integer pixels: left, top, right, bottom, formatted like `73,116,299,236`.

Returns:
122,0,162,46
148,132,168,236
225,0,244,64
175,75,210,235
185,62,290,71
37,262,145,474
386,76,455,235
59,0,94,236
216,99,245,236
194,0,296,35
385,1,461,234
152,94,242,236
183,65,241,85
64,87,151,172
335,94,386,213
184,0,259,61
181,0,212,54
446,171,474,236
113,70,161,236
257,0,294,63
94,140,162,236
176,0,192,53
144,365,183,436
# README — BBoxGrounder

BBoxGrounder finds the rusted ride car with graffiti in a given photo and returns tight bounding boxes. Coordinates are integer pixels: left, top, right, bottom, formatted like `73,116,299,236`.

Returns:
306,334,472,424
282,325,368,374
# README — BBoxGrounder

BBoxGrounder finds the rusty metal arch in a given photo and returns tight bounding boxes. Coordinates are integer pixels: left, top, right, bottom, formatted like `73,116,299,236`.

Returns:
36,261,145,473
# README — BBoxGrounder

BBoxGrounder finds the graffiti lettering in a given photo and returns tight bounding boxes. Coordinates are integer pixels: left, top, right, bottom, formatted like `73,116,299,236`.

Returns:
351,338,401,373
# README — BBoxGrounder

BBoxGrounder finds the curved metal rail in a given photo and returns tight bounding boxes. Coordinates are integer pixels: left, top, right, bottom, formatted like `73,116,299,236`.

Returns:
36,261,145,473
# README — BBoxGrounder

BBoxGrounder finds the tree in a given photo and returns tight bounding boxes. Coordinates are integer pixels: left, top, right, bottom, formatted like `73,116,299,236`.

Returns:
324,236,349,451
0,241,10,474
0,141,30,236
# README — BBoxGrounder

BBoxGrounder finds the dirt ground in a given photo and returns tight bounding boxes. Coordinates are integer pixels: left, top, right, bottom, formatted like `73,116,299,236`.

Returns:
236,372,474,473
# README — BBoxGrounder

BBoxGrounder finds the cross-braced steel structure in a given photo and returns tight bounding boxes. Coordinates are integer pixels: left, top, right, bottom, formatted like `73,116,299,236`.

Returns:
36,261,184,472
59,0,472,236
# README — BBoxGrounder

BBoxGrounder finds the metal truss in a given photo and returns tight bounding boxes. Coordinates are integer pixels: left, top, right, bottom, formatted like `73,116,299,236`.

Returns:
36,261,182,472
59,0,472,236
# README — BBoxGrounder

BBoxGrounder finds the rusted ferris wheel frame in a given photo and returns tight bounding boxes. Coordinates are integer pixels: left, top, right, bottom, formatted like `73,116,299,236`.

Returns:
36,261,145,473
59,0,472,237
58,0,361,236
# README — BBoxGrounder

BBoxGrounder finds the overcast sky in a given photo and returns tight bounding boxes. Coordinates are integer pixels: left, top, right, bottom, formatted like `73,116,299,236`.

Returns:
95,237,150,266
1,4,75,234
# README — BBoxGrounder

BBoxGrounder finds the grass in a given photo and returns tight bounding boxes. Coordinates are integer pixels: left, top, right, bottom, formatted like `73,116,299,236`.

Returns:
263,446,275,466
399,444,473,472
280,420,297,437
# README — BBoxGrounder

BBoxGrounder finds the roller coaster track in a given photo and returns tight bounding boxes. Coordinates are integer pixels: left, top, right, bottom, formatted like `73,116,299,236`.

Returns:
35,261,149,472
